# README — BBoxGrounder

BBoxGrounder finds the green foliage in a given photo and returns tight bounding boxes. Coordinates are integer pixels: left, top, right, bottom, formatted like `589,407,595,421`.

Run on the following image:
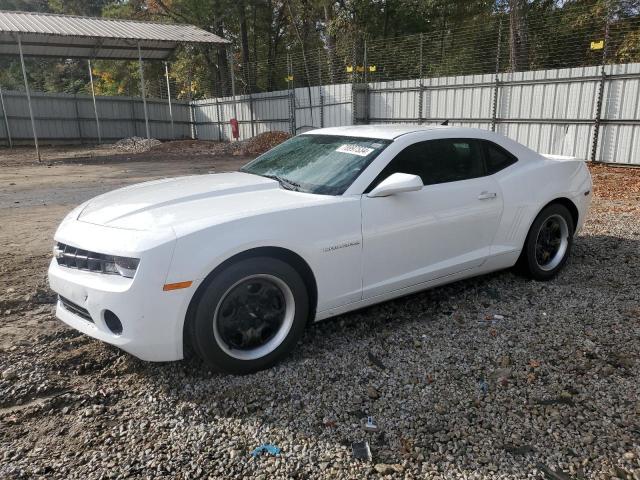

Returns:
0,0,638,97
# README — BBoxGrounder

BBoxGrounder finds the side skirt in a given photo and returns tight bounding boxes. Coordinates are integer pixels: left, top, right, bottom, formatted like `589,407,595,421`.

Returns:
313,250,520,322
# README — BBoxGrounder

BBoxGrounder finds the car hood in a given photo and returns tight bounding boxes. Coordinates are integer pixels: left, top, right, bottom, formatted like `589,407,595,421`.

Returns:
77,172,327,231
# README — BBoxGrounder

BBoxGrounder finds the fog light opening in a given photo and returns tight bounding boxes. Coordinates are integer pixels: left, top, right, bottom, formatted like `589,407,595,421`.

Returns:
104,310,123,335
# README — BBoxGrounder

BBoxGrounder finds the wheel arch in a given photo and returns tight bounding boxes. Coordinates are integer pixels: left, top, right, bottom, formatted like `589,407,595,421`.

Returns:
182,246,318,356
539,197,579,234
515,196,579,270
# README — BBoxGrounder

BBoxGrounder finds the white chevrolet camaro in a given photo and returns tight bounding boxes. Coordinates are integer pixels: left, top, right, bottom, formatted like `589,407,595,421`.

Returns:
48,126,592,373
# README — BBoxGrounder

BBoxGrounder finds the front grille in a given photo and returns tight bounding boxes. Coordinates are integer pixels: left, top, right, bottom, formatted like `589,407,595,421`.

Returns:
55,242,115,274
59,295,93,323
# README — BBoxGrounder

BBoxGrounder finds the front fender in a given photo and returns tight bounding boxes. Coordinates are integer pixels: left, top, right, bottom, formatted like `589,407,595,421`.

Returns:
166,199,363,317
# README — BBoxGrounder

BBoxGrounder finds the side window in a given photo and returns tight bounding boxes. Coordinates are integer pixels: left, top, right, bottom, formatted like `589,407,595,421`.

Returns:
367,138,486,192
425,139,484,184
368,142,429,190
483,141,518,174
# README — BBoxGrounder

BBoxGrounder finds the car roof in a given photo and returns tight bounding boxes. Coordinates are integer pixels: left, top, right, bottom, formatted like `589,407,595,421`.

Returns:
303,124,487,140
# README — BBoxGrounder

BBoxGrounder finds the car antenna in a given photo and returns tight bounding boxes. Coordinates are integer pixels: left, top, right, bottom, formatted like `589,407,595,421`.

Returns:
440,120,449,126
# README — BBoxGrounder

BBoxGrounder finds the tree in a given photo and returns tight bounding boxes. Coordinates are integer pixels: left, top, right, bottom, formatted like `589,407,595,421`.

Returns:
508,0,529,71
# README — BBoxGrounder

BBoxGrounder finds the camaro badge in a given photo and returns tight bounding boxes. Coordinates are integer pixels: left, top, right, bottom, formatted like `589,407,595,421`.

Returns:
323,241,361,253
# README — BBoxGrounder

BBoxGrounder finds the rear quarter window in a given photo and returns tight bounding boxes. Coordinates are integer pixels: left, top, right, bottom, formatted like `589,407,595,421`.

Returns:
483,141,518,174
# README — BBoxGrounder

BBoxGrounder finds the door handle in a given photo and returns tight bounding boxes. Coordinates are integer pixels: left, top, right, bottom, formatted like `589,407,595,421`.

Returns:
478,191,497,200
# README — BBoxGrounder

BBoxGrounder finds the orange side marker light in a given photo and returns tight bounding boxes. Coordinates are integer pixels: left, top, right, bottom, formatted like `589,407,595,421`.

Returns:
163,281,193,291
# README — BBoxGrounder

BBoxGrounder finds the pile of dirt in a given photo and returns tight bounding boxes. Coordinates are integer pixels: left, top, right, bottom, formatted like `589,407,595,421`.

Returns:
132,132,291,159
242,131,291,155
113,137,162,154
207,131,292,157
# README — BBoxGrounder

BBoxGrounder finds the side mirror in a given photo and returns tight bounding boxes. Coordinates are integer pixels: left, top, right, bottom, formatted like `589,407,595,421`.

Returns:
367,173,423,198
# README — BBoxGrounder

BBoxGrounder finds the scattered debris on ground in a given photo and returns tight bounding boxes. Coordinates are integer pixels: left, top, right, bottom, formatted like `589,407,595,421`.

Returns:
351,441,372,461
112,136,162,153
0,153,639,479
250,444,281,458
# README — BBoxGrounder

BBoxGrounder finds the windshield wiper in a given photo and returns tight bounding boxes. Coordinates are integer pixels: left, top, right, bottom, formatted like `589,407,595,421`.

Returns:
262,174,302,192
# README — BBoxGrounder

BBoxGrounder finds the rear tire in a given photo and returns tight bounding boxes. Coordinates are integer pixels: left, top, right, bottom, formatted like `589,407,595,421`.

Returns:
189,257,309,374
517,203,574,281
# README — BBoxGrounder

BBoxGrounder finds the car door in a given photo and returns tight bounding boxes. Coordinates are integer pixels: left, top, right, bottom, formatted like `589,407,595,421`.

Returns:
361,138,504,299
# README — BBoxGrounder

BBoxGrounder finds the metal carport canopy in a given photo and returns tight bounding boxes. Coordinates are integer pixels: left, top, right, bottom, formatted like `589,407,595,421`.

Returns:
0,11,230,159
0,10,228,59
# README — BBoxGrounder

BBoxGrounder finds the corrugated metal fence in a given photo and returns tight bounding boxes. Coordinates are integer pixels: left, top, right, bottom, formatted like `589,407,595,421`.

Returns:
191,83,353,141
1,62,639,164
361,63,640,165
0,89,191,143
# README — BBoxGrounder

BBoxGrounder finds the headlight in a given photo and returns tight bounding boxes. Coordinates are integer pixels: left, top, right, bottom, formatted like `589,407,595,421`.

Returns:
54,242,139,278
111,256,140,278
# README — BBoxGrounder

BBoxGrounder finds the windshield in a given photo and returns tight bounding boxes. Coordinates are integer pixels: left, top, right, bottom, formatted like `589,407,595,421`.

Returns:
240,134,391,195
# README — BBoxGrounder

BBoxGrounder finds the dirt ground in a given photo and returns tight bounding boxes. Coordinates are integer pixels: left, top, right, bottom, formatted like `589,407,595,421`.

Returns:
0,143,639,479
0,143,249,351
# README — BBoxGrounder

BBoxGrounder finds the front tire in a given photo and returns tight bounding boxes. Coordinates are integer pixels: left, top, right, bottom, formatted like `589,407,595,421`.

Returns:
189,257,309,374
517,203,574,281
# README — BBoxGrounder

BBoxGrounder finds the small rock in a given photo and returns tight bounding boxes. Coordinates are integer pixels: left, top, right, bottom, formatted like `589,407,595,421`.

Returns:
434,403,447,414
374,463,403,474
498,355,511,367
490,368,512,381
367,386,380,399
583,339,596,352
581,434,595,445
2,369,17,380
623,451,636,460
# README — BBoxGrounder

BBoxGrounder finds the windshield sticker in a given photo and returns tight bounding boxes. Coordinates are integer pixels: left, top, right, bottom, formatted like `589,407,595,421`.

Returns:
336,144,375,156
371,143,384,148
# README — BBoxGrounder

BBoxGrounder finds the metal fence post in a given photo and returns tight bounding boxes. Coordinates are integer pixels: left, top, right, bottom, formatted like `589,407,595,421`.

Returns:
247,62,256,138
137,42,150,140
287,53,295,135
318,49,324,128
228,46,239,140
190,101,198,140
87,59,102,143
186,63,195,140
215,96,223,141
164,61,175,139
73,94,83,142
590,15,611,163
0,85,12,148
17,33,40,161
418,33,424,124
351,41,357,125
363,38,370,125
491,18,503,132
129,95,137,137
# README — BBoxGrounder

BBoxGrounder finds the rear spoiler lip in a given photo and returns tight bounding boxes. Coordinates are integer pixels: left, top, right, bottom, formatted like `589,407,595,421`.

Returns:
540,153,583,162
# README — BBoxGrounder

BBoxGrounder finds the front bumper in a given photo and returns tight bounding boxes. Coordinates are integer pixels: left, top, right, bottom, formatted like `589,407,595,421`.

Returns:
47,221,193,362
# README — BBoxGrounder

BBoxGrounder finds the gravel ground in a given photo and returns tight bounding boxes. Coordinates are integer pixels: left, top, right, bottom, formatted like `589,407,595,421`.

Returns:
0,154,639,479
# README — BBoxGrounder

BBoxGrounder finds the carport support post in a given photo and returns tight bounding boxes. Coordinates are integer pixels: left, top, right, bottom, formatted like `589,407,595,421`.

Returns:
228,45,238,140
164,62,175,139
87,60,102,144
17,34,40,162
137,42,151,140
0,85,12,148
418,34,424,124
